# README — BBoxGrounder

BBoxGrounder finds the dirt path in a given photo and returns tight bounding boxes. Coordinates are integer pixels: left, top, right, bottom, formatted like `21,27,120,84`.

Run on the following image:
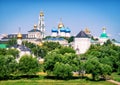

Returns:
107,80,120,85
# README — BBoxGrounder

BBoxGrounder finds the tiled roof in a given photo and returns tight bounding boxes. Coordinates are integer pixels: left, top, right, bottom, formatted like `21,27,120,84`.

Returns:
28,29,41,32
76,31,89,38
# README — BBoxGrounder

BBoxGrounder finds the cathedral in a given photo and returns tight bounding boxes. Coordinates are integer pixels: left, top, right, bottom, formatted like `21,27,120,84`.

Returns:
51,20,71,37
1,11,116,55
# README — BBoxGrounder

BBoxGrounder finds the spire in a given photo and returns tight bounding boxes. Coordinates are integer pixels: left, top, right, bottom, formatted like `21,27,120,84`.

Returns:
102,27,106,33
17,27,22,39
58,18,64,29
40,11,44,17
18,27,21,33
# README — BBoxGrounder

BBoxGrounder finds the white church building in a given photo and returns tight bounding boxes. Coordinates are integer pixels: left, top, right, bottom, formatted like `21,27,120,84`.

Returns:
51,20,71,37
74,30,91,54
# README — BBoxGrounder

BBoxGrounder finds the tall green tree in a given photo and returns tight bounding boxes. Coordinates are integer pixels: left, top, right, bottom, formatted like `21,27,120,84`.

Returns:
44,48,78,79
85,57,112,80
0,55,17,79
53,62,73,79
19,55,40,75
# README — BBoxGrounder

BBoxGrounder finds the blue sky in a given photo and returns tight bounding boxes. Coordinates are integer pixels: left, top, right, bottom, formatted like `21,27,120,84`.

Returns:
0,0,120,41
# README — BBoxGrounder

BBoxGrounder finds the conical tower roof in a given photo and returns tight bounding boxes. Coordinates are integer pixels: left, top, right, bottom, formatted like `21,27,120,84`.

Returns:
76,30,89,38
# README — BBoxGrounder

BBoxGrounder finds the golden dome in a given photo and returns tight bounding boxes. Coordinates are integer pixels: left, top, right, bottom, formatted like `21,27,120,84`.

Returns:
34,24,37,29
17,33,22,39
58,23,64,29
40,11,44,16
84,28,90,34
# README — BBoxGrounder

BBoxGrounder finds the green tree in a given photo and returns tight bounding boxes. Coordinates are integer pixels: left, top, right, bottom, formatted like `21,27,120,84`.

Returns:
42,42,61,52
44,48,78,79
7,38,17,47
0,55,17,79
53,62,73,79
0,48,6,55
85,57,112,80
6,49,19,58
19,55,40,75
59,46,75,55
100,64,112,79
85,57,101,80
44,51,62,75
67,36,74,43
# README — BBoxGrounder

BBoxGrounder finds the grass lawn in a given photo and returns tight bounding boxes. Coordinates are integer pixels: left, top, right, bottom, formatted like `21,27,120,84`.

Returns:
111,72,120,82
0,79,116,85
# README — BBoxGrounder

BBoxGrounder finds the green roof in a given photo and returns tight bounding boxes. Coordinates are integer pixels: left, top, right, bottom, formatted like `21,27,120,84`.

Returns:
100,33,108,38
0,44,7,49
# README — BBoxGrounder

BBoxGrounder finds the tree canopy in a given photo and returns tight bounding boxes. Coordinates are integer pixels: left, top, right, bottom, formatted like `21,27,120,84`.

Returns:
19,55,40,75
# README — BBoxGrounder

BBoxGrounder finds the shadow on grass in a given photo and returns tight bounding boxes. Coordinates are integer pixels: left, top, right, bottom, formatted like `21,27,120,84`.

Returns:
44,75,90,80
0,75,40,80
0,75,106,82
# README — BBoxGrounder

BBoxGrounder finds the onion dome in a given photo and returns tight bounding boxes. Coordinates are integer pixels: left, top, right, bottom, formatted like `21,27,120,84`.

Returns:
34,24,37,31
34,24,37,29
84,28,90,34
58,22,64,29
60,27,66,32
17,33,22,39
100,27,108,38
40,11,44,16
51,28,58,32
100,33,108,38
65,27,71,33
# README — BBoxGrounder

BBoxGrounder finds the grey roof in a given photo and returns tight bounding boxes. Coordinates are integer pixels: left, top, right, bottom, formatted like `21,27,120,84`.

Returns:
2,34,28,39
18,45,31,51
45,37,65,41
12,45,31,52
76,31,89,38
28,29,41,32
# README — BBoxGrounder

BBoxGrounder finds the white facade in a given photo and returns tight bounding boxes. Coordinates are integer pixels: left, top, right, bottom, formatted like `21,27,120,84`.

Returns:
17,39,22,45
60,31,66,37
99,38,108,45
28,31,42,39
51,32,58,37
65,33,70,37
74,38,91,54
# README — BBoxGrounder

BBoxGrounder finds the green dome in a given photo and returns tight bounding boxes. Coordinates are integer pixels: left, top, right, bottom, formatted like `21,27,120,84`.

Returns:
100,33,108,38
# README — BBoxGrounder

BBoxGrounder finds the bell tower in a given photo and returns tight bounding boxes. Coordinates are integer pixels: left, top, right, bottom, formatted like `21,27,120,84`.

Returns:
38,11,45,38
